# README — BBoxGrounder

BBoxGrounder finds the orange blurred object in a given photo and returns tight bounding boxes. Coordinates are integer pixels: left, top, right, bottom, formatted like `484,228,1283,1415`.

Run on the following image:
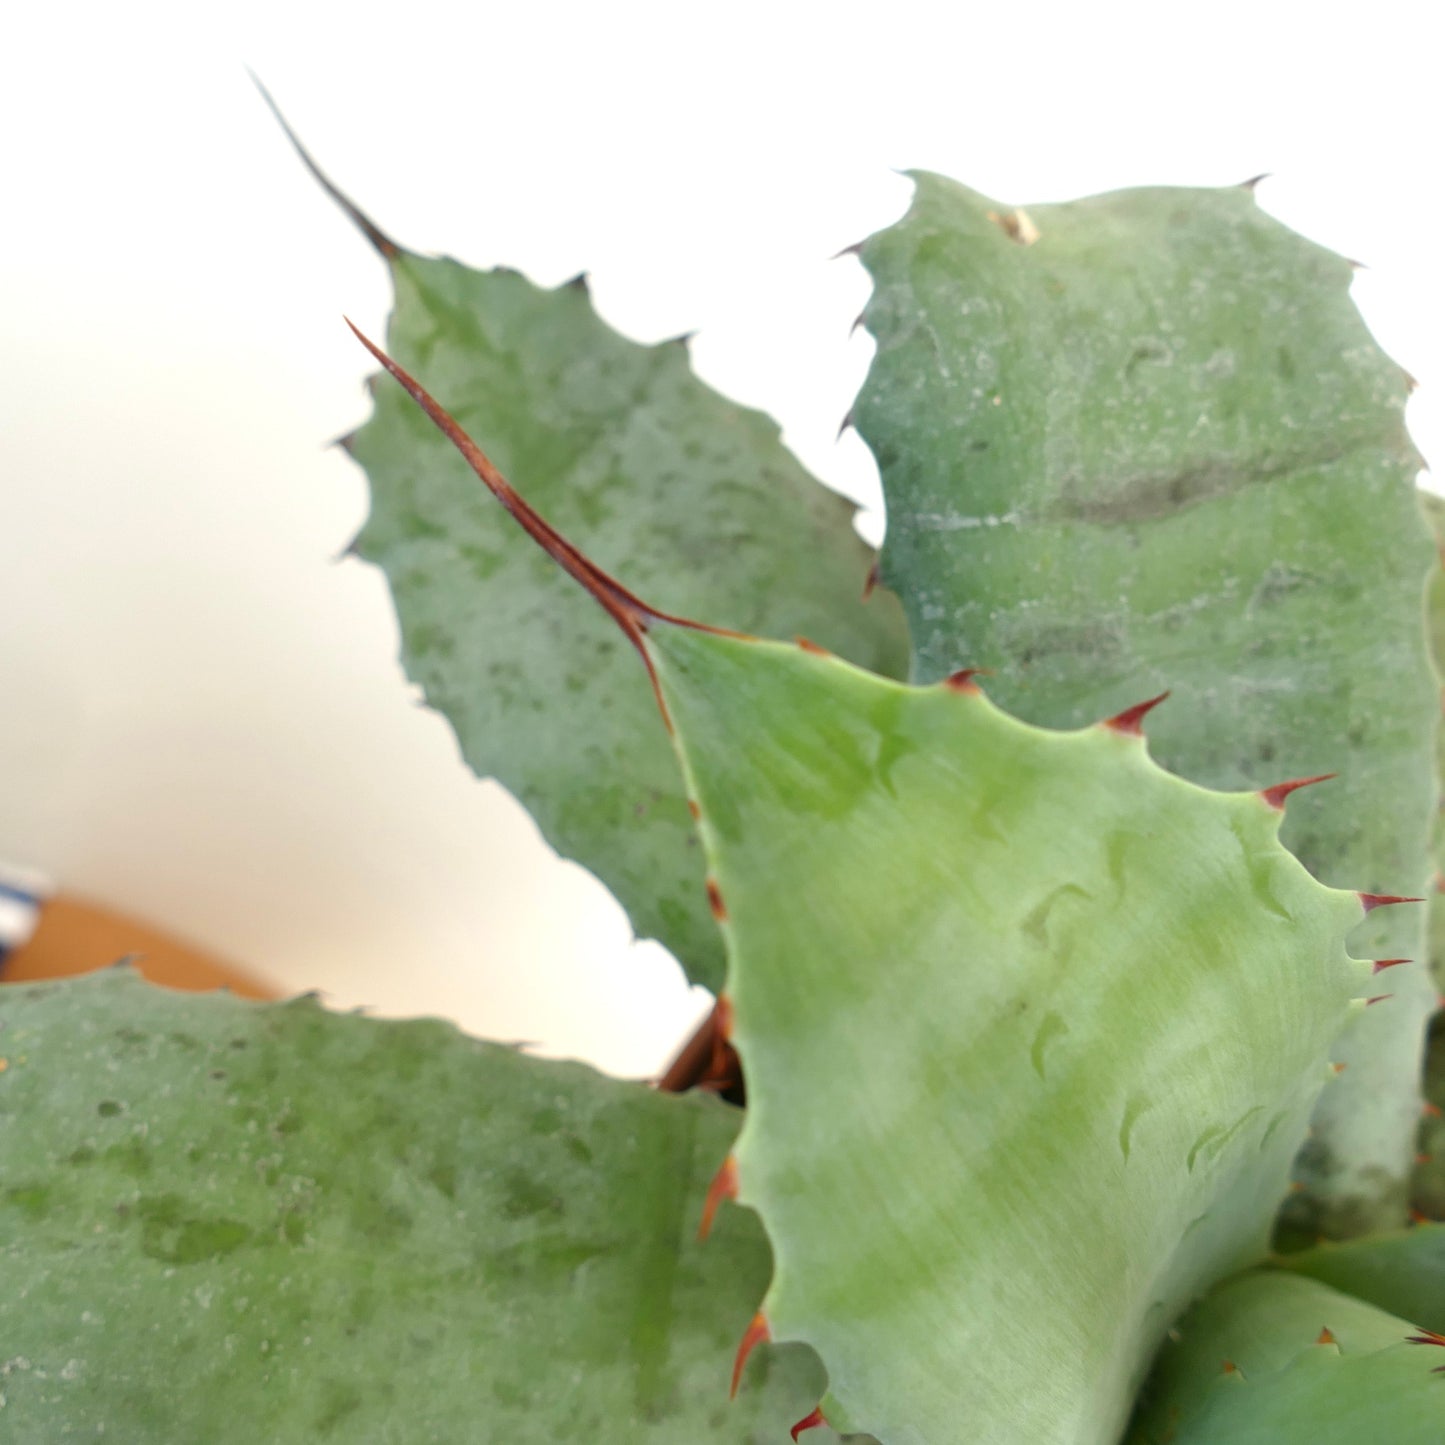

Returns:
2,894,275,999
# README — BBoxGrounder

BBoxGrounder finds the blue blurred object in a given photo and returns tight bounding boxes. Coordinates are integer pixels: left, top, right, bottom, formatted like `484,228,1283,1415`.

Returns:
0,863,49,970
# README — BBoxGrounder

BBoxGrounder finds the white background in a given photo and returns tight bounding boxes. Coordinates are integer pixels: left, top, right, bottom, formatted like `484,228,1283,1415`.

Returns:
1,1,1439,1076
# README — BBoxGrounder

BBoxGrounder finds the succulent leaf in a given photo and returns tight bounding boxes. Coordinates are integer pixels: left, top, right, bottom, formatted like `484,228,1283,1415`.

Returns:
1128,1269,1445,1445
273,102,907,993
1275,1223,1445,1332
854,174,1437,1236
0,971,842,1442
356,332,1370,1445
657,626,1365,1443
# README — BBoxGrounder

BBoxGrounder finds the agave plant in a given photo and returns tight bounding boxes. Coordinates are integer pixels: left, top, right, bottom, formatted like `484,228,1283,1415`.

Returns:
1,103,1441,1443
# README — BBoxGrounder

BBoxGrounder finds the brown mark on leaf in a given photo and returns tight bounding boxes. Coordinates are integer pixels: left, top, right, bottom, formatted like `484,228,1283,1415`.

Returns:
706,879,729,921
1051,450,1325,527
862,560,880,601
987,207,1041,245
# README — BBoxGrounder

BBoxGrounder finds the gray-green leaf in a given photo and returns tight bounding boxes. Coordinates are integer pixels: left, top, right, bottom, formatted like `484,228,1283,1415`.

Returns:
342,247,906,994
1129,1269,1444,1445
0,971,839,1442
1276,1223,1445,1333
855,174,1436,1237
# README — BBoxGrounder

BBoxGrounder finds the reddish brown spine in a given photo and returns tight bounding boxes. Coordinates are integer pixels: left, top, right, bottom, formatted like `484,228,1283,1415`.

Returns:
1103,691,1171,736
944,668,987,693
657,998,726,1093
1358,892,1425,913
731,1312,770,1398
791,1406,828,1439
1258,773,1336,810
1406,1326,1445,1367
1372,958,1412,974
346,322,742,724
697,1155,739,1242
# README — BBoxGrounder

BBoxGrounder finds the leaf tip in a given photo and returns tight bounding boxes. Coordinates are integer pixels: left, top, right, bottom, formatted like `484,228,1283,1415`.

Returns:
251,71,402,261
